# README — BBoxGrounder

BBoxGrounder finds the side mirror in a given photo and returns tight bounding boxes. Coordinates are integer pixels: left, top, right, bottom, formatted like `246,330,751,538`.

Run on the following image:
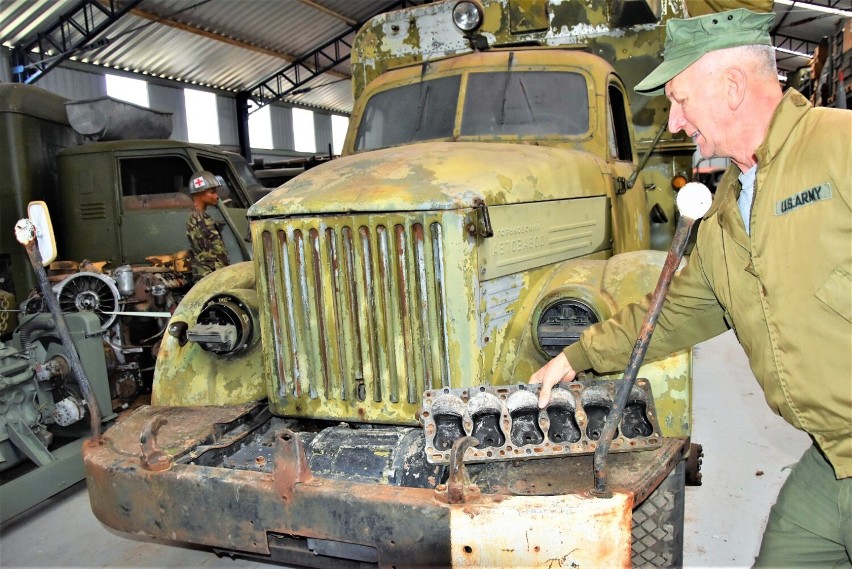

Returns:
27,201,58,265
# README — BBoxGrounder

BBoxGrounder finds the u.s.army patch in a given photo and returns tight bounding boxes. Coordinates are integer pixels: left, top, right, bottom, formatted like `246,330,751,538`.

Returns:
775,183,833,215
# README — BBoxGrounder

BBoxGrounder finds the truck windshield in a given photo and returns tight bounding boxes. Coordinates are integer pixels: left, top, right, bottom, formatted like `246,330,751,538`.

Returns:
227,154,268,203
461,71,588,137
354,71,588,152
355,75,460,152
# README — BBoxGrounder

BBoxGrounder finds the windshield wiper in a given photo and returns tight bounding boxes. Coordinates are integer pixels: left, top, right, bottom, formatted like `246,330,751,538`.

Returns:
518,78,535,121
415,84,431,133
499,52,516,126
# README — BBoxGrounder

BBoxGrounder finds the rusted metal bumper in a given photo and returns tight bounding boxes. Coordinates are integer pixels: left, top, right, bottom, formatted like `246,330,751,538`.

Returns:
83,403,686,568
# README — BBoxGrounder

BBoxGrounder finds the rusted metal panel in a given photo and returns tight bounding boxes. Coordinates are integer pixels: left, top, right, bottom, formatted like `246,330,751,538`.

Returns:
254,211,475,425
479,196,612,280
450,492,632,568
152,263,266,407
248,133,616,217
83,403,686,567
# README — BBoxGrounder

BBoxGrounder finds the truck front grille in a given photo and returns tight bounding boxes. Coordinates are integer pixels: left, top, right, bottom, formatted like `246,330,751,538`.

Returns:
257,216,454,423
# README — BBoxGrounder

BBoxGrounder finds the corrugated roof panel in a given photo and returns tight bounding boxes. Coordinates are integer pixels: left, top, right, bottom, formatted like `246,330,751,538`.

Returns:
2,0,406,113
6,1,840,115
0,0,79,46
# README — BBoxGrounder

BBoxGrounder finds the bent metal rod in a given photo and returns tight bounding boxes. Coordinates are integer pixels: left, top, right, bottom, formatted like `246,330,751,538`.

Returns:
593,182,712,496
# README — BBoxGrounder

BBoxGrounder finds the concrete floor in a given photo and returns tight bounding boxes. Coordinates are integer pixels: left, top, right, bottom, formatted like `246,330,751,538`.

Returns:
0,330,812,568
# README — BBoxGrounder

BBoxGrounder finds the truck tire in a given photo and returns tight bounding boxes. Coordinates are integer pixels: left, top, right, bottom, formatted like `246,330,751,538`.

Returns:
631,459,685,568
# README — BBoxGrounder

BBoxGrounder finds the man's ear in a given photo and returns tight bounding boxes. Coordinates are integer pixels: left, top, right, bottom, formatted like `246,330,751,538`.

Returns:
725,66,747,110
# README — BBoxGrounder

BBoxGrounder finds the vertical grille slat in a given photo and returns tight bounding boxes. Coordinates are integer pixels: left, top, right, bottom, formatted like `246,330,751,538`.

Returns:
292,230,315,398
395,224,418,404
431,223,452,387
259,215,450,418
375,226,399,403
412,224,435,392
308,228,332,400
341,227,365,400
326,228,350,401
359,226,383,402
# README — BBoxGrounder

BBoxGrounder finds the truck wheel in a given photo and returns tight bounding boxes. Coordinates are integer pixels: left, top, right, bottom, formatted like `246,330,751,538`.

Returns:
631,459,685,568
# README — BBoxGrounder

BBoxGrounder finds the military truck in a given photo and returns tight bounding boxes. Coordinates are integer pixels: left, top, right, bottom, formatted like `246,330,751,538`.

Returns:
81,0,767,566
0,83,261,319
0,83,264,398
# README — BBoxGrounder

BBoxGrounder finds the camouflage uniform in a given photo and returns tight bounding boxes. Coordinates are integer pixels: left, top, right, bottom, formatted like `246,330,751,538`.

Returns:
186,210,229,283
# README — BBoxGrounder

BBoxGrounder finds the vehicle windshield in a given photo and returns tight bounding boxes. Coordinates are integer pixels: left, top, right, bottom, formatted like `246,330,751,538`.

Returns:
355,71,588,152
227,153,268,203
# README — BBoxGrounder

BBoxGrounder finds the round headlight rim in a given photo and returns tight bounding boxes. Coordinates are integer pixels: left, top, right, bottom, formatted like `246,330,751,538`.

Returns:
452,0,484,33
195,293,256,356
532,288,611,360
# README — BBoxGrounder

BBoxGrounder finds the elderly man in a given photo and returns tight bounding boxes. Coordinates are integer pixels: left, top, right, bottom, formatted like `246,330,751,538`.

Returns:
530,8,851,565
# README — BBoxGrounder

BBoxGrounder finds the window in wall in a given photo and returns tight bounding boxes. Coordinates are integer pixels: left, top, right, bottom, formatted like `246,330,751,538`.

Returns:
184,88,220,144
105,74,149,107
331,114,349,155
249,104,273,149
292,108,316,153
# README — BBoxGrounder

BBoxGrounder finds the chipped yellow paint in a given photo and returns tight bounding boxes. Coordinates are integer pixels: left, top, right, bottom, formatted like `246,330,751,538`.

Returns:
152,262,266,407
348,0,770,252
490,251,693,437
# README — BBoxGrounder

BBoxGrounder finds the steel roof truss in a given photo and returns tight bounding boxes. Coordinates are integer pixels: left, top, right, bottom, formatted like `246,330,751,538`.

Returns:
10,0,144,84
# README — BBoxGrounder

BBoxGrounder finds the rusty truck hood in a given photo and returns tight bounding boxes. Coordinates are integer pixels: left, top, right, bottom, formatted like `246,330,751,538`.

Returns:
247,141,606,217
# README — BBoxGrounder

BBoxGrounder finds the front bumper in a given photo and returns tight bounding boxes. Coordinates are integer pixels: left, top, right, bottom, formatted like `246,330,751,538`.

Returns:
84,403,686,568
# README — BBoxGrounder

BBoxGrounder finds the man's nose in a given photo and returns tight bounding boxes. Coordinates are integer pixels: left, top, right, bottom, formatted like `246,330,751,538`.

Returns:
668,105,685,134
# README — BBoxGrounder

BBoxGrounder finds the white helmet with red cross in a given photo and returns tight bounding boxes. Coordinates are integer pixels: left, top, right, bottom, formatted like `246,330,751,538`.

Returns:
189,170,222,194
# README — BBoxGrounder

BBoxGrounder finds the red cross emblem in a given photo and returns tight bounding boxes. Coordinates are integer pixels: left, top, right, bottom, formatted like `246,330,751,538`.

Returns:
193,176,204,188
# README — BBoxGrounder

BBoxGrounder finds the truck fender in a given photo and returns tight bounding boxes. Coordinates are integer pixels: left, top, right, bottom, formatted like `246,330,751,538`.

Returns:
152,262,266,406
512,251,693,437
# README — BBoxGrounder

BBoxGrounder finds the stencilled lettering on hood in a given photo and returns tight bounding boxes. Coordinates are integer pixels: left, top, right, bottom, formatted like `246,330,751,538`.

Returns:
775,183,833,215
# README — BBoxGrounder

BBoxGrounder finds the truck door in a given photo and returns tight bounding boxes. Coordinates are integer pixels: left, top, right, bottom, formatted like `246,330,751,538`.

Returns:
196,155,252,261
606,82,649,253
118,155,250,265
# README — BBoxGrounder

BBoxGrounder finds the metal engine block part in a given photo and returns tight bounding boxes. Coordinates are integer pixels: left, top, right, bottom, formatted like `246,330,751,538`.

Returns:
420,379,662,465
52,396,86,427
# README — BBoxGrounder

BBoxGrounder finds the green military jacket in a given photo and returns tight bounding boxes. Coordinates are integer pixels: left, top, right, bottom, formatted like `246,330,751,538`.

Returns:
186,210,230,282
565,90,852,478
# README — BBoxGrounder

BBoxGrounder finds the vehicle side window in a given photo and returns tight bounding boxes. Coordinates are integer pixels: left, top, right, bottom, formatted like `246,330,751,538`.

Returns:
198,156,248,208
607,84,633,161
119,156,194,211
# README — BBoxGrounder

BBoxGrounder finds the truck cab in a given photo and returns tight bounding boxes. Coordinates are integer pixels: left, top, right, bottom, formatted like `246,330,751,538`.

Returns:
56,139,260,269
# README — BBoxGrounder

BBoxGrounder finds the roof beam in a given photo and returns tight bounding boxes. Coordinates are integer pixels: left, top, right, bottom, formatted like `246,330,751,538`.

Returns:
773,32,820,58
122,4,343,71
10,0,144,84
246,0,419,109
295,0,358,26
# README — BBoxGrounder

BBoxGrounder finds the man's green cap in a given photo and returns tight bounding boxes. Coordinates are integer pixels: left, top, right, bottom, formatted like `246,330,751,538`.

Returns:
635,8,775,96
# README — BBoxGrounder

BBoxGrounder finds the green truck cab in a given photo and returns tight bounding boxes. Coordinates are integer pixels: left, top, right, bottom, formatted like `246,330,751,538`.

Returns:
0,83,261,314
82,0,765,565
0,83,263,398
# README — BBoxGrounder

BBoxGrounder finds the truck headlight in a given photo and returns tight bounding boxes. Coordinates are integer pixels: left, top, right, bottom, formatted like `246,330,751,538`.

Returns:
535,299,600,357
187,294,255,355
453,0,483,32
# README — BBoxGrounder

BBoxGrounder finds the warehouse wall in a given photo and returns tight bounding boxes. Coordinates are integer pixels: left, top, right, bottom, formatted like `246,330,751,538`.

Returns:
0,52,337,161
